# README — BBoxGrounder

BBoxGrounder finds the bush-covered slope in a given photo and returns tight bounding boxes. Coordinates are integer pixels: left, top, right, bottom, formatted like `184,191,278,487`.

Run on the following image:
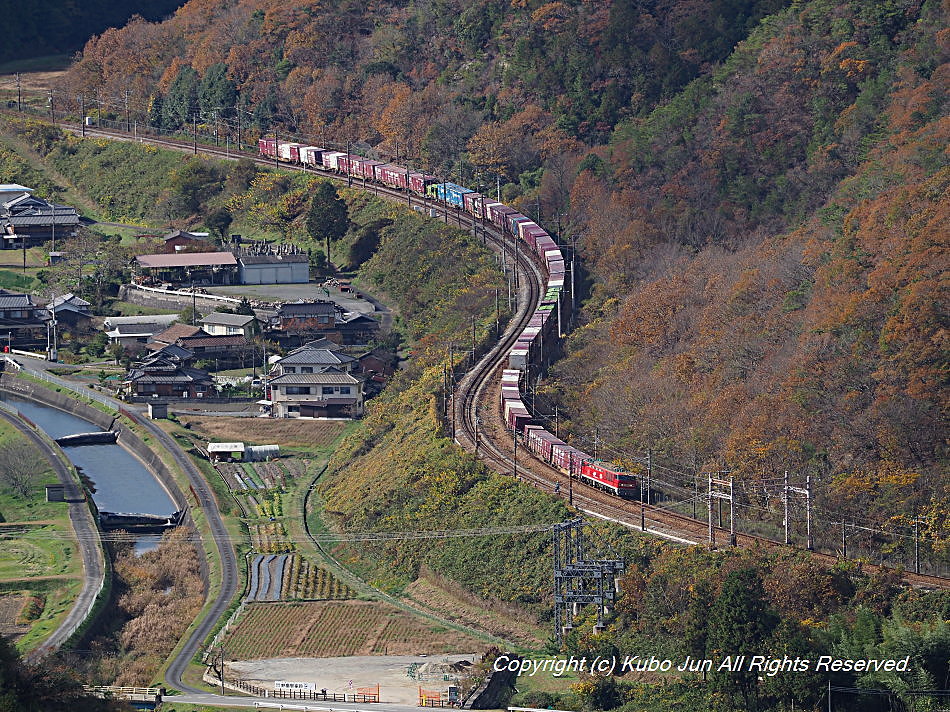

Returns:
319,197,569,605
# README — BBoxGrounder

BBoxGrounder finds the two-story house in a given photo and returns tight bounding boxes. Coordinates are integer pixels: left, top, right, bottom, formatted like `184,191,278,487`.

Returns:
267,344,363,418
199,312,259,337
267,367,362,419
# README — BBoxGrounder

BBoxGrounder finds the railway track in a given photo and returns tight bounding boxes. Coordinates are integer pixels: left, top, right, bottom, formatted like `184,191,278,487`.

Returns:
45,121,950,605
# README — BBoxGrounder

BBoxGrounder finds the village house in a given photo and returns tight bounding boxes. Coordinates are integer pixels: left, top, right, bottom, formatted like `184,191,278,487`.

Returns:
273,345,357,375
103,314,179,350
0,191,80,250
121,350,214,400
0,290,48,348
199,312,259,337
46,293,92,328
267,367,362,419
161,230,210,254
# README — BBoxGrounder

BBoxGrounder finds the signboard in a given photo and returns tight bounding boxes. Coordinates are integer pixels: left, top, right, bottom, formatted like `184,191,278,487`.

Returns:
275,681,316,692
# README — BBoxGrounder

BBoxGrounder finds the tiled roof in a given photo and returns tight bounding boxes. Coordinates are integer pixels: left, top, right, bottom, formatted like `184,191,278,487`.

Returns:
48,293,90,309
0,292,35,309
277,348,354,366
163,230,207,242
150,323,203,344
269,369,359,385
278,301,336,316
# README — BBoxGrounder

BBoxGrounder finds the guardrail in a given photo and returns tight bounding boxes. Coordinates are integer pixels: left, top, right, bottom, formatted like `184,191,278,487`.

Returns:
128,283,241,305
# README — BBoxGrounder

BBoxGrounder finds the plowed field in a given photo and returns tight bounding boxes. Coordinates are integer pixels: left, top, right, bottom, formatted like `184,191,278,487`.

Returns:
224,600,484,659
183,417,346,448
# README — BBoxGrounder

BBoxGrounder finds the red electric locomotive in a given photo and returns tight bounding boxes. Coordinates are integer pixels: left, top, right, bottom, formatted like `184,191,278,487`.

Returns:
579,459,638,498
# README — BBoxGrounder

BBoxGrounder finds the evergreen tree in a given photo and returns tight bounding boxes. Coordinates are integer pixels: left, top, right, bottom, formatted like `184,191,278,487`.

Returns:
163,65,199,130
705,568,778,711
306,181,350,269
198,62,237,117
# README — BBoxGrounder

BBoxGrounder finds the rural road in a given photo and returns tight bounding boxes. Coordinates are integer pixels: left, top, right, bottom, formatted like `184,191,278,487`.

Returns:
0,405,105,663
6,356,239,691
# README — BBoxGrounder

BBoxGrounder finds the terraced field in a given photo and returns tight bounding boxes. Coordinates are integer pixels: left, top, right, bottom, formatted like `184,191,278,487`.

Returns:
224,600,484,659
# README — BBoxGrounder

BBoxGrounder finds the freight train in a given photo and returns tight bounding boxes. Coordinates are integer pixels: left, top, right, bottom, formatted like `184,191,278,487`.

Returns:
258,138,637,498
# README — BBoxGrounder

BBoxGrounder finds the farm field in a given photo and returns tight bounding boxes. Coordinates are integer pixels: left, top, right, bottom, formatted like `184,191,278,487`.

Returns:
0,594,29,639
183,416,348,449
223,600,486,659
0,421,84,649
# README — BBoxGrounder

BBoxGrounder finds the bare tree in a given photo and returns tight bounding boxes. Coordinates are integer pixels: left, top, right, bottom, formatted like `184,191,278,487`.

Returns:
0,441,46,499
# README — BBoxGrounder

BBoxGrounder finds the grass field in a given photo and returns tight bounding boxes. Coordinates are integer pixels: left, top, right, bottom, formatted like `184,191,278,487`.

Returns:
0,524,78,579
224,600,486,659
0,421,82,649
183,416,348,449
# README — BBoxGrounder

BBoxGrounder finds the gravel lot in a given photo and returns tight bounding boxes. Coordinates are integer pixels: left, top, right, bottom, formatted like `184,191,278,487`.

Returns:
226,654,478,705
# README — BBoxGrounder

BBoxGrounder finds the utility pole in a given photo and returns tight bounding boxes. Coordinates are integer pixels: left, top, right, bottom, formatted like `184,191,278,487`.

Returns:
647,448,653,507
640,472,646,531
79,95,85,136
512,425,518,480
708,472,715,549
471,315,476,365
841,520,847,559
553,404,558,439
48,89,54,125
914,516,921,574
96,88,101,126
784,470,790,545
124,89,131,132
785,472,812,549
236,99,242,151
593,428,598,460
193,114,198,155
274,130,279,169
15,73,21,111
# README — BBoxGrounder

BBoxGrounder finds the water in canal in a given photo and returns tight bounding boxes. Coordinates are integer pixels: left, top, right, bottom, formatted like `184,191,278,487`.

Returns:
3,396,177,518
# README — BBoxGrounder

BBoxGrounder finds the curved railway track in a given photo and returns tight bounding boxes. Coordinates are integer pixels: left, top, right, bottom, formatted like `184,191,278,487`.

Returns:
47,121,950,637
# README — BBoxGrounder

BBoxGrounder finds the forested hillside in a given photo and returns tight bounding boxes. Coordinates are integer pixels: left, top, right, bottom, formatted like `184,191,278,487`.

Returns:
57,0,948,556
0,1,184,64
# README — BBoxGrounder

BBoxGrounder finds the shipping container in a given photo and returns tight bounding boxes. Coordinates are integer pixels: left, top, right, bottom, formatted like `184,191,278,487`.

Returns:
551,442,584,473
408,173,436,195
299,146,325,166
278,142,304,162
321,151,346,170
488,203,517,229
376,164,409,189
358,159,384,179
463,192,483,218
508,345,530,370
258,138,277,157
508,214,531,237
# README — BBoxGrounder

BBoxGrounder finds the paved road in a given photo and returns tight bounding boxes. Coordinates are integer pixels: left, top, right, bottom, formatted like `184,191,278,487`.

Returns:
0,407,105,663
9,357,239,691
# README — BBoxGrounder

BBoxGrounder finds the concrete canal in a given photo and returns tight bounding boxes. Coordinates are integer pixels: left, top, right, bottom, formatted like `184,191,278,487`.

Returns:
1,396,179,527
